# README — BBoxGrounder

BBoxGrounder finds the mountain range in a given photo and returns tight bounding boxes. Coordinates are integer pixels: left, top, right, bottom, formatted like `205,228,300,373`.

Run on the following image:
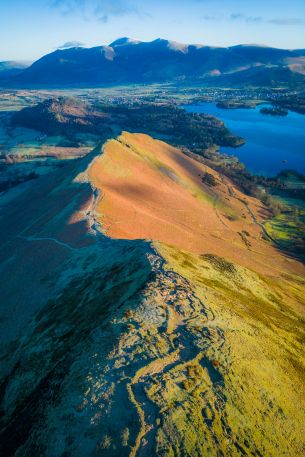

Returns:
2,37,305,87
0,61,30,80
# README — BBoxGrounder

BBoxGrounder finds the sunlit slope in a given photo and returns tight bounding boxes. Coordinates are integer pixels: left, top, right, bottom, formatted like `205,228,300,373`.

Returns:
148,243,305,456
89,132,304,277
89,133,305,455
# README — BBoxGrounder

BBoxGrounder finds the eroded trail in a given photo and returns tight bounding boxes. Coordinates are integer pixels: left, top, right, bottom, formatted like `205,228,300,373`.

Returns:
123,250,227,457
85,157,228,455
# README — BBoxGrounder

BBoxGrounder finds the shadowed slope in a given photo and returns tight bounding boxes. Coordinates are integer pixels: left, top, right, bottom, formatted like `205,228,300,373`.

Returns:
0,140,120,344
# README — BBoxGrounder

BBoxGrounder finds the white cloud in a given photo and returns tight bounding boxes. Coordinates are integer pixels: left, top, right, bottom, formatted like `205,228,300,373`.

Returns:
57,40,85,49
269,18,305,26
49,0,137,22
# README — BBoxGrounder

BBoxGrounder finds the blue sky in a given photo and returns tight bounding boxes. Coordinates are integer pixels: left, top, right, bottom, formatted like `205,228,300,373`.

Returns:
1,0,305,61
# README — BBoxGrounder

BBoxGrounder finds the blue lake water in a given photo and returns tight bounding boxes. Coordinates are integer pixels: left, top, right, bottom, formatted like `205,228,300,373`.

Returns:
183,103,305,177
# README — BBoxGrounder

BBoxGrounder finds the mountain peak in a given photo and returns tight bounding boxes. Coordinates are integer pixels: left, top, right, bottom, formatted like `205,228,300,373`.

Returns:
232,43,270,49
167,40,189,53
109,37,141,47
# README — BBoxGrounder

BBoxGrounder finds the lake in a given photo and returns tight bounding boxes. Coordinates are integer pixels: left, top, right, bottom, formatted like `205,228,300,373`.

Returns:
183,102,305,177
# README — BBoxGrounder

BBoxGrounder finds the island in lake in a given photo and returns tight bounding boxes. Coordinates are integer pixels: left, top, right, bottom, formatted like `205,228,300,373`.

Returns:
260,106,288,116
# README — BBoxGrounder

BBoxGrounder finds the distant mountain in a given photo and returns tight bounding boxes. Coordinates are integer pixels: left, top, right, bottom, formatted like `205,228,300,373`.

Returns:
3,38,305,87
207,65,305,87
0,61,30,79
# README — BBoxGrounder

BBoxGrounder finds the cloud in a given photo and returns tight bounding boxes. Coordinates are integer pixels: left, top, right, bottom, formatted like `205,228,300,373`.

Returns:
246,16,263,23
57,40,85,49
49,0,137,22
230,13,263,23
202,13,263,24
268,18,305,26
202,15,219,21
229,13,305,26
94,0,137,22
230,13,244,21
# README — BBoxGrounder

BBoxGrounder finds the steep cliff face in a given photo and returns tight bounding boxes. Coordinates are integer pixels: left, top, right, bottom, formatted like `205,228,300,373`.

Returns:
0,134,304,457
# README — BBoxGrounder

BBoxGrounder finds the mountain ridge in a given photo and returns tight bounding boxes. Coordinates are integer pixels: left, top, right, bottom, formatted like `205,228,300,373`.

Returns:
0,131,304,456
3,37,305,87
0,60,31,79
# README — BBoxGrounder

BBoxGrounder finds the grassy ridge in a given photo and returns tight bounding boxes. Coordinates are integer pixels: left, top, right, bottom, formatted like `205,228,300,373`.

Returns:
0,132,304,457
155,243,305,456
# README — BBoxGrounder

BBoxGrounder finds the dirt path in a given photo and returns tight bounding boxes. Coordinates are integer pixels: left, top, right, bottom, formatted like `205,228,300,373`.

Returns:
17,234,78,251
126,250,226,457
